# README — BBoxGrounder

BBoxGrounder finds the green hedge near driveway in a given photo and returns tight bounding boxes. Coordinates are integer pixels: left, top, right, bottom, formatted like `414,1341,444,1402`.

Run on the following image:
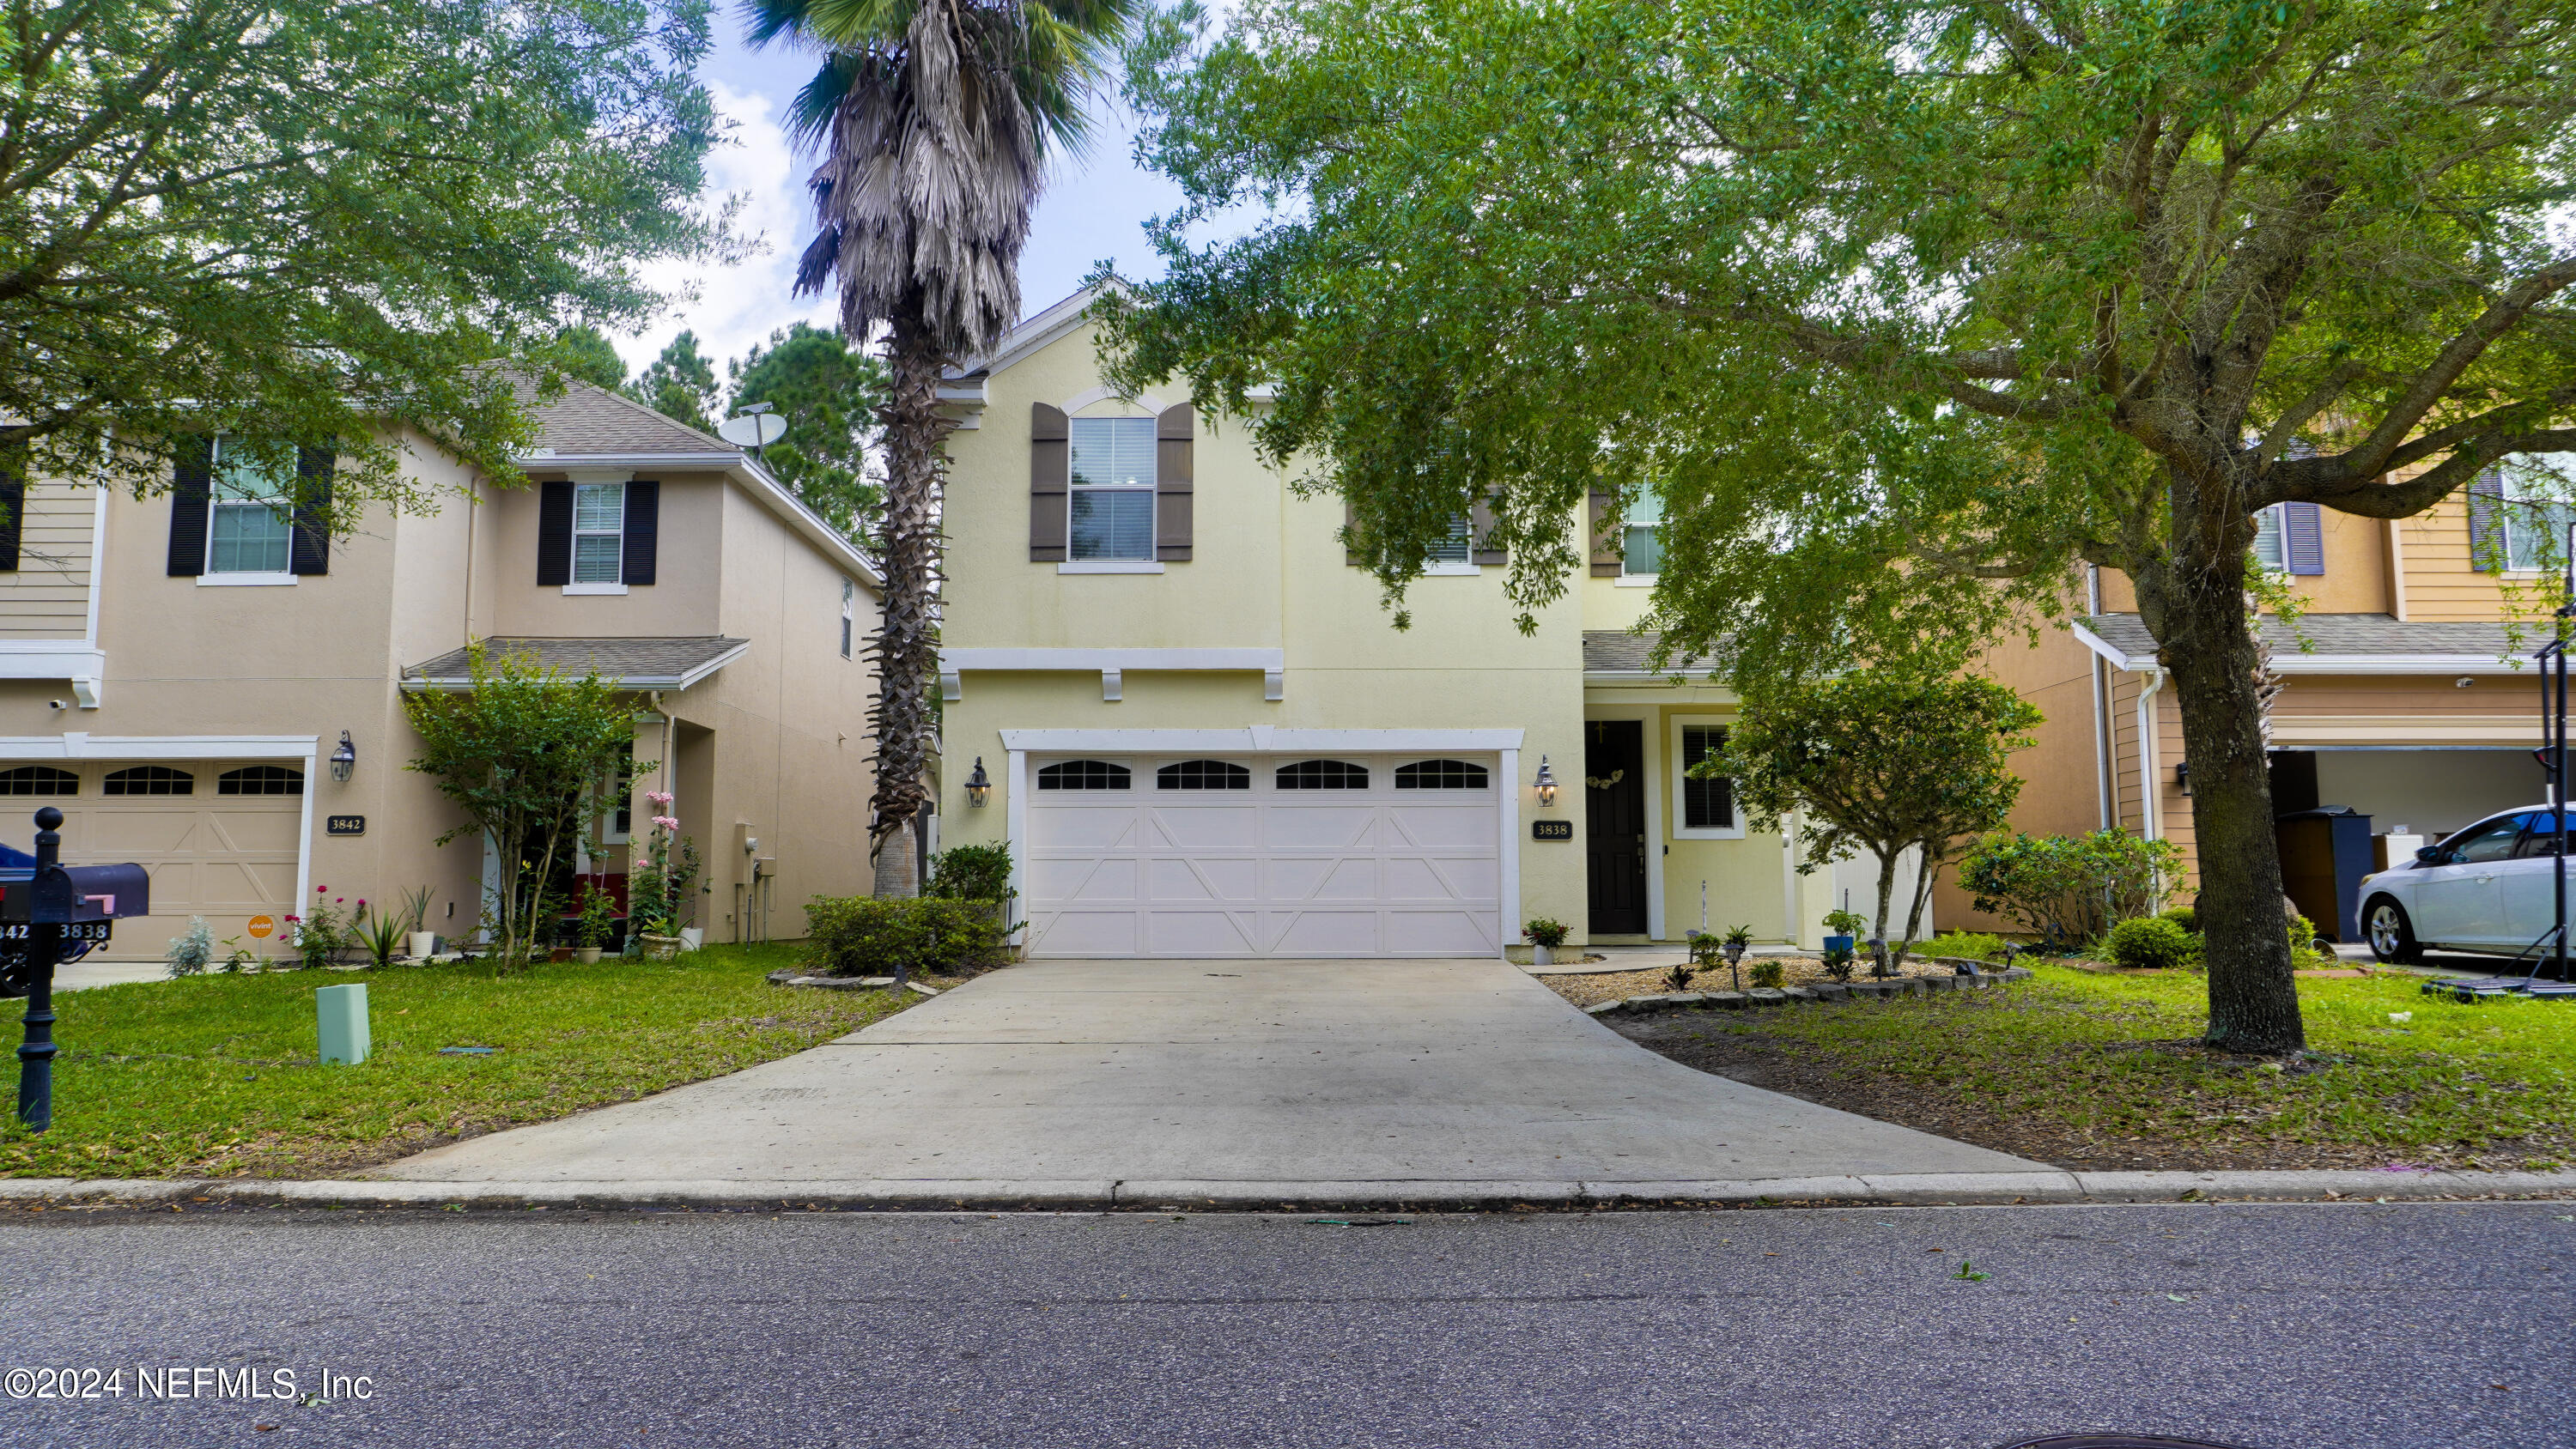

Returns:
0,944,909,1180
1625,965,2576,1171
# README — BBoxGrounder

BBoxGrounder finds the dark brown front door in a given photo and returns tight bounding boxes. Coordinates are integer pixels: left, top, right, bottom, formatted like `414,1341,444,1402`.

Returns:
1587,719,1648,935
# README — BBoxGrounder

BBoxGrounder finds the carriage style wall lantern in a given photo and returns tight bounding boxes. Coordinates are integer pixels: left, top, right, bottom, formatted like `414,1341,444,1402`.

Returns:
1534,755,1558,809
329,731,357,784
965,757,993,809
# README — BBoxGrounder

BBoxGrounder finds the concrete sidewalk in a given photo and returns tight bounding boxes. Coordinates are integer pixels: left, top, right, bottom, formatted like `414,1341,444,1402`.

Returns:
365,957,2038,1191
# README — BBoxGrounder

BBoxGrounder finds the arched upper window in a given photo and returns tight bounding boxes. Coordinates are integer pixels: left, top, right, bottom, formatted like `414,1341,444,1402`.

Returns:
1157,760,1249,791
104,765,194,797
218,765,305,797
1275,759,1370,790
1036,760,1131,791
0,766,77,797
1394,759,1488,790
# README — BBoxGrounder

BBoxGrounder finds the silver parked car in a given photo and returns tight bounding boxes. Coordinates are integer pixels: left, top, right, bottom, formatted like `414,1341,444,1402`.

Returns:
2358,803,2571,963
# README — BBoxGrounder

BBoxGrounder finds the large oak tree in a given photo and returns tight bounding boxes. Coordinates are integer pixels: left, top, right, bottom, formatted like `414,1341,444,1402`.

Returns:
1,0,731,510
1096,0,2576,1052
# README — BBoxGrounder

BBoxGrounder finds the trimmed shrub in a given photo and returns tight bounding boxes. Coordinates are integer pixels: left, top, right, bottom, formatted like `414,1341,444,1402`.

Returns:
2105,915,2198,971
1749,959,1787,989
927,842,1014,908
1928,931,2008,962
1960,829,2184,945
2160,906,2198,933
805,895,1011,979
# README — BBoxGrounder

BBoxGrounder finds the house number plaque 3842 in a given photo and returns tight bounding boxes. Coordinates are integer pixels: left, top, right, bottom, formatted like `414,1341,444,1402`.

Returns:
325,815,366,837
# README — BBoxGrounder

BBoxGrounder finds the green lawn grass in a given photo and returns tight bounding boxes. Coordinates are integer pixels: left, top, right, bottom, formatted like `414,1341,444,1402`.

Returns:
1719,964,2576,1168
0,943,909,1180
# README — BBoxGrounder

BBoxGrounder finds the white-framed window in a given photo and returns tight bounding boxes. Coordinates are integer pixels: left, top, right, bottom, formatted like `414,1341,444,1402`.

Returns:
1621,494,1663,578
841,578,855,659
2251,503,2287,572
573,482,626,586
2503,456,2576,573
1670,716,1742,839
206,436,295,581
1419,515,1482,574
1068,417,1156,561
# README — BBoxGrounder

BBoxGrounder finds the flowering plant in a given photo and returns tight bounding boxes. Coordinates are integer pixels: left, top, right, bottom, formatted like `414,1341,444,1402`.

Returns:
294,885,350,970
625,806,697,938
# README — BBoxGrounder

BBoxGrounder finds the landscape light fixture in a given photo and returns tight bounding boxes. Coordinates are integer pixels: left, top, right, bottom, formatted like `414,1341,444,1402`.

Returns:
329,731,356,784
965,757,992,809
2175,761,2190,797
1534,755,1558,808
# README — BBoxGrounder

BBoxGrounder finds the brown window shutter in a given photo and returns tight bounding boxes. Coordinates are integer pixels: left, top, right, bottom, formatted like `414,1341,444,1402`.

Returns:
1030,403,1069,562
1588,489,1622,576
0,462,22,573
1155,403,1193,562
1469,495,1505,567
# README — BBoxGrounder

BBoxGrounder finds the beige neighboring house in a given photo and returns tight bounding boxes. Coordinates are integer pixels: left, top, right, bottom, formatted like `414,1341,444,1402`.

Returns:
1942,476,2568,943
0,382,882,960
932,288,1907,958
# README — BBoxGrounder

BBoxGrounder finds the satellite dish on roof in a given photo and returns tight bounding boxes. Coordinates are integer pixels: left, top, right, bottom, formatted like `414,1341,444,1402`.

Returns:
719,409,788,448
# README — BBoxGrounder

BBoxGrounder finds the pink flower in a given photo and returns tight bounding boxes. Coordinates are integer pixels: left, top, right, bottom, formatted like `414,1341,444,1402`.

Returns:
651,815,680,831
285,914,301,923
314,885,326,893
646,791,673,806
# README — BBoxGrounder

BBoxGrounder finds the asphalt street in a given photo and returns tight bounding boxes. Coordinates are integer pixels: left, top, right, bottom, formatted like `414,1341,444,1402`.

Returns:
1,1200,2567,1448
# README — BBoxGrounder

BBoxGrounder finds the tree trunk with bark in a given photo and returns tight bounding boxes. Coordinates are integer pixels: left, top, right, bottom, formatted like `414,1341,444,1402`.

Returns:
2135,473,2306,1054
868,308,947,900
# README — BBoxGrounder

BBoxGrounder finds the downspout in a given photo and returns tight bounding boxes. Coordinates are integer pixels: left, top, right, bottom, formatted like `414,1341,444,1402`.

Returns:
2087,567,2112,830
2136,668,2166,841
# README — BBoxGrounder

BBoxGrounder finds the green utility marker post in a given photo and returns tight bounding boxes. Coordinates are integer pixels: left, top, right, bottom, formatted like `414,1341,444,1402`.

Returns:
316,983,370,1064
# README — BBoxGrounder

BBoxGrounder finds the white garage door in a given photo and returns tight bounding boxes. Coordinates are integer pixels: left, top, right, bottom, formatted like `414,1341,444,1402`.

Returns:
1023,753,1503,958
0,761,305,961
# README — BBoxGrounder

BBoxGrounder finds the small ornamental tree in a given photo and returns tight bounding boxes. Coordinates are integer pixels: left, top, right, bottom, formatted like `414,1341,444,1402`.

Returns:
404,645,651,970
1722,674,2041,965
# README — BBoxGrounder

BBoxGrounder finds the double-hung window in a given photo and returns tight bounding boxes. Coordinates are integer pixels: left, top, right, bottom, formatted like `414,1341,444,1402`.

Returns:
841,579,855,658
1068,418,1156,561
208,438,295,579
1621,494,1664,578
2503,457,2576,572
573,482,627,585
1671,719,1741,838
2250,504,2287,572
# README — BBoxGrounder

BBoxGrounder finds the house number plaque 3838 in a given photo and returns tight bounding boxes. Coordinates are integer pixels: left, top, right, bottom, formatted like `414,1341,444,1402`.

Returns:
1531,820,1574,841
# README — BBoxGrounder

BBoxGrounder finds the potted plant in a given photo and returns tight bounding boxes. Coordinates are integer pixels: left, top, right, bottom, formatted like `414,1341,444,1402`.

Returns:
398,884,438,961
1822,907,1867,956
572,881,616,964
1522,917,1571,967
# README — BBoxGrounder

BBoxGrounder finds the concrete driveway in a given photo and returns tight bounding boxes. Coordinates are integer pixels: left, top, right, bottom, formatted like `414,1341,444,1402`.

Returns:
370,957,2038,1195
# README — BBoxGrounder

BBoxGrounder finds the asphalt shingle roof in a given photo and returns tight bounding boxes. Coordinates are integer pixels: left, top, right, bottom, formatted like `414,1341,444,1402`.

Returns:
2083,613,2517,662
527,381,740,459
1583,631,1726,675
405,636,749,688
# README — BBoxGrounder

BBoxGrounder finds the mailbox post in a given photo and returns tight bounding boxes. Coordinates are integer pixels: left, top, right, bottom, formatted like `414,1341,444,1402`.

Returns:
4,807,150,1132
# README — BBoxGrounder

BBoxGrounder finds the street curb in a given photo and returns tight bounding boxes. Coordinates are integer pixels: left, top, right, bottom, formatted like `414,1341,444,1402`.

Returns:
5,1167,2572,1212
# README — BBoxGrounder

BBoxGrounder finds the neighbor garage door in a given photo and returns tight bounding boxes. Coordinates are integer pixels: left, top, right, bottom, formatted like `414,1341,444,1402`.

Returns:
0,761,306,961
1022,752,1502,957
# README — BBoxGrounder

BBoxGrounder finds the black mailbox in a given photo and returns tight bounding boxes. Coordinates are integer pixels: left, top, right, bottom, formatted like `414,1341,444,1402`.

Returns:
0,862,151,924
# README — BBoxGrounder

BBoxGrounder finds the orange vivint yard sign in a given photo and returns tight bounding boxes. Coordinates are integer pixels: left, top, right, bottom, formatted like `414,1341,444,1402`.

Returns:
246,915,275,939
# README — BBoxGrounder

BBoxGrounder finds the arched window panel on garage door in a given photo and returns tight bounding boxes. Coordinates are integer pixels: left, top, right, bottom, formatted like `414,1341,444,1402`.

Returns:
0,766,77,796
1275,759,1370,790
1036,759,1132,791
104,766,194,797
1394,758,1489,790
1157,760,1249,791
218,765,305,796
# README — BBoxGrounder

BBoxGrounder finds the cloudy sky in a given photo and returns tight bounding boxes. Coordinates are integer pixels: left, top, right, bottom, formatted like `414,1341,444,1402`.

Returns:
611,19,1193,378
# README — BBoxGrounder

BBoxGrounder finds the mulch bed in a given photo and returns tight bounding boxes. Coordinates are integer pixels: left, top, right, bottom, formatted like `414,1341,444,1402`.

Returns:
1538,956,1962,1008
1610,1011,2555,1172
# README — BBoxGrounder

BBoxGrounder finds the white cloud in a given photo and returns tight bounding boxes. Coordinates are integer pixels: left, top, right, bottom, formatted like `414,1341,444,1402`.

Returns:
617,80,835,379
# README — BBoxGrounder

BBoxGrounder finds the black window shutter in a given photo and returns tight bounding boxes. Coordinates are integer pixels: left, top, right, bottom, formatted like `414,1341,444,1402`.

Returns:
623,480,659,585
2467,470,2505,574
0,463,22,573
537,481,574,585
290,446,334,576
2281,500,2324,577
167,439,212,577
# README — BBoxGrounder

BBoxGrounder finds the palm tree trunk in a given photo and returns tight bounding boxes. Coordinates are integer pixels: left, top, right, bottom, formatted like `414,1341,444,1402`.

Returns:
868,307,947,899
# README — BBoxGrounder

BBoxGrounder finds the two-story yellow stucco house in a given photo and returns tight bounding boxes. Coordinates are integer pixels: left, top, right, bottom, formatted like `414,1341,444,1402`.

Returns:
935,288,1903,958
0,383,882,959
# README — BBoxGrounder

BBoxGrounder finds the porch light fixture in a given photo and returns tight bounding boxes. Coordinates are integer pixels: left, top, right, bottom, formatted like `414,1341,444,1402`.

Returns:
329,731,356,784
1534,755,1558,808
2175,761,2190,797
965,756,992,809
